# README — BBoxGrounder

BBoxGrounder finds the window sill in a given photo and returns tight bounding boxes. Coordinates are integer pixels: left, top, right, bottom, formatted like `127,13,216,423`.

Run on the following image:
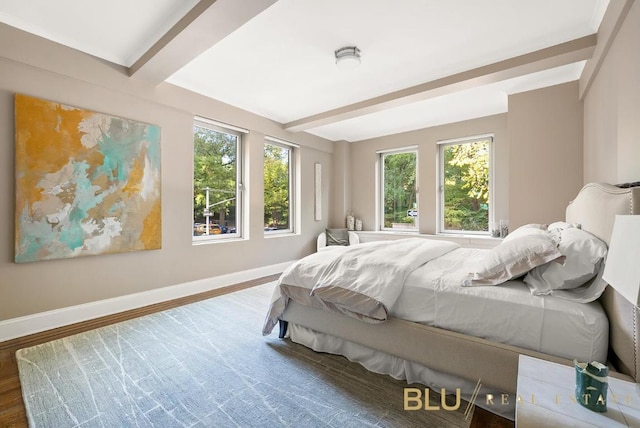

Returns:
192,236,246,246
264,231,297,239
354,231,501,249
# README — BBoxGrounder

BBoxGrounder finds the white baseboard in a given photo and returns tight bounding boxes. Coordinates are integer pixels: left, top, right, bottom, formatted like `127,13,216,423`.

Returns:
0,261,292,343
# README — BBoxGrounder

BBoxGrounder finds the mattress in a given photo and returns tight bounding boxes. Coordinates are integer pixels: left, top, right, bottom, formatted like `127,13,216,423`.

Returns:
391,248,609,363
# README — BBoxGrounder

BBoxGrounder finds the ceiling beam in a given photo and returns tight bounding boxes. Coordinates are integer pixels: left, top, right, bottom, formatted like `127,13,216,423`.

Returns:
129,0,277,85
284,35,597,133
579,0,635,100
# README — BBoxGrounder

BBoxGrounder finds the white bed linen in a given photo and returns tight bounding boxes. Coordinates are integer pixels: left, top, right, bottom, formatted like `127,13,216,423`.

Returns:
263,239,459,333
311,239,459,322
266,244,608,363
392,248,609,363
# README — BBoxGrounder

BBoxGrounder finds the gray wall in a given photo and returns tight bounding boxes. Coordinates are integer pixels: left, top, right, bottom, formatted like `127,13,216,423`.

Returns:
0,24,333,321
583,0,640,184
508,81,584,228
330,140,352,228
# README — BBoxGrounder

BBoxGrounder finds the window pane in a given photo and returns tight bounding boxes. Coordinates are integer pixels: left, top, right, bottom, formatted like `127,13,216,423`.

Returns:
193,125,239,237
442,139,490,232
264,143,290,232
382,152,417,229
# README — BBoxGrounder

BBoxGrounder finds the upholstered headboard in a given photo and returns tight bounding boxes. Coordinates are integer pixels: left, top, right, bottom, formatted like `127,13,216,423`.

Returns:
566,182,640,381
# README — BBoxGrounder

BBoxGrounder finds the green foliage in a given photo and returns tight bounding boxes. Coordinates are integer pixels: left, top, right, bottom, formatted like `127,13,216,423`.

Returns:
443,140,490,231
383,152,416,228
193,126,237,227
264,144,290,228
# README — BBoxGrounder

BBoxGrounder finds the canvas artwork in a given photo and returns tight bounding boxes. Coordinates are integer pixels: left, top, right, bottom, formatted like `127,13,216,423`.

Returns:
15,94,162,263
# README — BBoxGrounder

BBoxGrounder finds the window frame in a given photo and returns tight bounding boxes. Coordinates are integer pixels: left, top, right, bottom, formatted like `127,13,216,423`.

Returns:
378,146,419,232
192,117,246,243
437,134,494,236
263,136,297,235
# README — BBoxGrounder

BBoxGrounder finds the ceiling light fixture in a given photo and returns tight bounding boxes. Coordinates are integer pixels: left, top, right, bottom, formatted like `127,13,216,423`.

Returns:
335,46,361,70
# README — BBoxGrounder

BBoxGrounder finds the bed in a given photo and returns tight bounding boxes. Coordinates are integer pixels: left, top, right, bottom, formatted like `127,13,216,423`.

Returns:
262,182,640,418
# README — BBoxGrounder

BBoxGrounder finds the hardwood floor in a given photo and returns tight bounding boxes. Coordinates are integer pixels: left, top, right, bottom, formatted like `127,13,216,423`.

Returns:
0,274,512,428
470,407,514,428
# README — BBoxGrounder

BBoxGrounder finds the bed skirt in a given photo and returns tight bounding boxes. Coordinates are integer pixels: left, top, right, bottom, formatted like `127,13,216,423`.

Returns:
289,323,516,420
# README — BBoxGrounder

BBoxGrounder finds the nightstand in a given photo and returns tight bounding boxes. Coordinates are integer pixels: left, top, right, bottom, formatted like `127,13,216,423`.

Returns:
516,355,640,427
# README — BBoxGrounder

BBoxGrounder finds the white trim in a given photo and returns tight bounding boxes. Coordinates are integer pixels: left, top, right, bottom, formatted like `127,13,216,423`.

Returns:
264,231,298,239
0,261,292,342
265,135,300,148
436,133,494,146
376,145,418,155
194,115,249,134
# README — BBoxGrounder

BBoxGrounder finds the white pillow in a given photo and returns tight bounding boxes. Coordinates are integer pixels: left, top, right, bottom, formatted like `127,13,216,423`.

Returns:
546,221,579,243
524,228,607,295
515,223,548,231
503,225,550,244
548,221,580,231
463,232,564,286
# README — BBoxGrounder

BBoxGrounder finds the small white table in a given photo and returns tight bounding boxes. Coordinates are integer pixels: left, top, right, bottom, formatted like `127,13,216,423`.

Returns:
516,355,640,427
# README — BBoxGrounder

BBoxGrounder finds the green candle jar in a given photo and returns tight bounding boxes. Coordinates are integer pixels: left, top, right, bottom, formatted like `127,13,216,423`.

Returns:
574,360,609,412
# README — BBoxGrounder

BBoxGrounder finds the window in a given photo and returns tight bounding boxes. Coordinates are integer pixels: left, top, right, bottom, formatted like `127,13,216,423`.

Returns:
193,118,244,241
379,148,418,231
264,138,295,233
438,135,492,234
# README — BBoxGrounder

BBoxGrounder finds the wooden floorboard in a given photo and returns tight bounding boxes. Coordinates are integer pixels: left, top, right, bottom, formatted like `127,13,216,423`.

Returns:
470,406,514,428
0,273,513,427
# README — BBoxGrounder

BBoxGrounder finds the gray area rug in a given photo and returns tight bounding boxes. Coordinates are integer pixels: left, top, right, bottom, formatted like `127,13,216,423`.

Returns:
17,283,471,427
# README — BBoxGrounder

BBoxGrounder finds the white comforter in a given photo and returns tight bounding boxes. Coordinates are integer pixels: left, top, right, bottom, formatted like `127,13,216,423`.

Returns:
263,238,459,335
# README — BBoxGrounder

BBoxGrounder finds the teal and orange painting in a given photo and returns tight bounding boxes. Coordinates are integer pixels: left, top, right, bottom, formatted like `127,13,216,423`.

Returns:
15,94,161,263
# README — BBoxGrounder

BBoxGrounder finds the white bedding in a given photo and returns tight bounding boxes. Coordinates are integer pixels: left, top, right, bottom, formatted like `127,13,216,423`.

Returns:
393,247,608,363
266,244,608,363
263,238,459,333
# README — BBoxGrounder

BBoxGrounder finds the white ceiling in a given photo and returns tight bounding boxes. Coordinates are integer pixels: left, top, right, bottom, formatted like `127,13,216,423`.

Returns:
0,0,200,66
0,0,609,142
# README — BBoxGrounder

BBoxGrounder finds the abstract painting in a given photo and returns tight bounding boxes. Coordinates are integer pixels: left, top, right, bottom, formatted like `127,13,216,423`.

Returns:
15,94,161,263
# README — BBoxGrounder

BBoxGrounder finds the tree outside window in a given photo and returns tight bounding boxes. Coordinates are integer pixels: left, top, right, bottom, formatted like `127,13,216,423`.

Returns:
440,137,491,233
381,151,417,230
193,123,241,238
264,143,291,232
